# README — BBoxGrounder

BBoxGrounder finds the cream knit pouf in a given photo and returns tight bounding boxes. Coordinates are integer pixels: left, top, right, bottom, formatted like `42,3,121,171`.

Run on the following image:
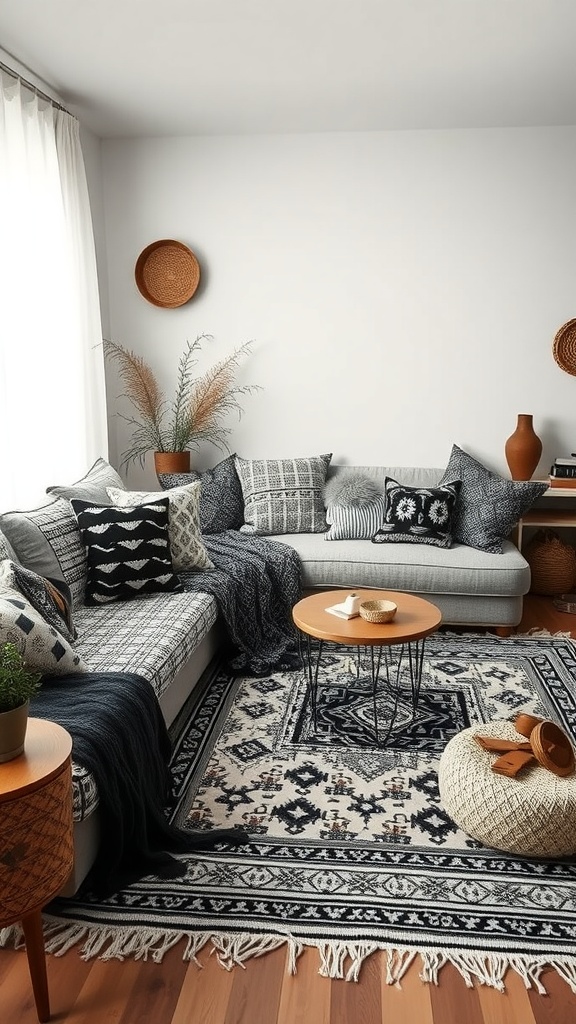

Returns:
438,719,576,858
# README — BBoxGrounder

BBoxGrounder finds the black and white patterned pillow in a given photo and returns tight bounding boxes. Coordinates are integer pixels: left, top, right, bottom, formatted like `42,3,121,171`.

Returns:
325,495,387,540
70,498,180,605
372,477,461,548
0,560,76,641
439,445,549,554
235,454,332,535
0,587,86,675
157,454,244,533
107,483,214,572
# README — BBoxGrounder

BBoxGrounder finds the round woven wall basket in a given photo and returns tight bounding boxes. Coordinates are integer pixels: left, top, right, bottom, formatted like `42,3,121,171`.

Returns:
553,319,576,376
523,529,576,595
135,240,200,308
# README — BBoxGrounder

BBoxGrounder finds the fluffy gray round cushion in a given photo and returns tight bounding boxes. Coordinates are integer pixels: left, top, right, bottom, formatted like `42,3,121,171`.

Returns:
324,471,383,507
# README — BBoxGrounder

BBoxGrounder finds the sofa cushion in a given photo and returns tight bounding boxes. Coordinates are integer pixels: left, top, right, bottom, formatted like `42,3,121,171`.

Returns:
107,483,214,572
235,453,332,535
0,560,76,641
46,457,125,504
439,444,548,554
73,590,218,700
372,478,461,548
0,498,88,608
158,454,245,533
0,586,87,675
70,498,181,605
325,495,387,540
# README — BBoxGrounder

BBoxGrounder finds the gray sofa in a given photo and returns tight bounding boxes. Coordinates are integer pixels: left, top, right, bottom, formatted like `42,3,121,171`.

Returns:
0,459,533,896
275,465,530,631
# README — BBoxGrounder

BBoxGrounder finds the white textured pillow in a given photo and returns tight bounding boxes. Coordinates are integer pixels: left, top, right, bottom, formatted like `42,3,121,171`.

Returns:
106,483,214,572
0,587,87,676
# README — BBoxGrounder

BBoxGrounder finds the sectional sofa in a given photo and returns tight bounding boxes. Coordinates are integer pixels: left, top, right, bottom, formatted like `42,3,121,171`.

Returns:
0,449,546,894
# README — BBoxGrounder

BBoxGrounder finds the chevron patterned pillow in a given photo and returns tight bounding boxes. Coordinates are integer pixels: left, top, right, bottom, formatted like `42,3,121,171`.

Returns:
70,498,180,605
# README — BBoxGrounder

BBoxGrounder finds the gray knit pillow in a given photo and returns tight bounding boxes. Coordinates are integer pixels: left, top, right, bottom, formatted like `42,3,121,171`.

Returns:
439,445,548,554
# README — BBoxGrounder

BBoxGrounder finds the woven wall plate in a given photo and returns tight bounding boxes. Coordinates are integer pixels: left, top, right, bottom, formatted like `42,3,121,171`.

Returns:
135,240,200,308
553,318,576,376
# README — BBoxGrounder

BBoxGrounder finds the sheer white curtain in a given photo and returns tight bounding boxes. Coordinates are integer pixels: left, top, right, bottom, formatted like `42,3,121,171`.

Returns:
0,69,108,510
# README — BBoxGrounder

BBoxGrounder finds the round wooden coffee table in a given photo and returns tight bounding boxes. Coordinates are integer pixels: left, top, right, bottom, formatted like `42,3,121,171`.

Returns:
292,589,442,743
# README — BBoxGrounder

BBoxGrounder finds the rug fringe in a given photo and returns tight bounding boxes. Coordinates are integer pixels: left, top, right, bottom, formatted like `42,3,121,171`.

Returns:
7,919,573,994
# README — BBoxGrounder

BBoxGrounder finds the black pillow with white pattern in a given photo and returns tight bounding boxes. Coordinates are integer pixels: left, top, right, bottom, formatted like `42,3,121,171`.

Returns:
372,477,461,548
70,498,181,605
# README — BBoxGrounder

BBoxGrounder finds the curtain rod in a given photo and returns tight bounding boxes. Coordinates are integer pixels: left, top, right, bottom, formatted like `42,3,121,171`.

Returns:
0,59,72,116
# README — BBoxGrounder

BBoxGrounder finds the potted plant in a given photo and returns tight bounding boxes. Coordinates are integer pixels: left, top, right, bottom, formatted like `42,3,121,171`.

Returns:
0,642,42,763
104,334,260,473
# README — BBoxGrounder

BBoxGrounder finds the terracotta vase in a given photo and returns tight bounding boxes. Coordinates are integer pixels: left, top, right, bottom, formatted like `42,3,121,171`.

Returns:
153,451,191,475
504,414,542,481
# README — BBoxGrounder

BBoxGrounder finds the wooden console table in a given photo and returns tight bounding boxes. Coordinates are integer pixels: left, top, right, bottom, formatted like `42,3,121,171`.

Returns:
0,718,74,1023
517,484,576,551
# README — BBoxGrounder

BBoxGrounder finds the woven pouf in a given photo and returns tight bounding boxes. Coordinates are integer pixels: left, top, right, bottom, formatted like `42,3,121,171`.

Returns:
438,720,576,858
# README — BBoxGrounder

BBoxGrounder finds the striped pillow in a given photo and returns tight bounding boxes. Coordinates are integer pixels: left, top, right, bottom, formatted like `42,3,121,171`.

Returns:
325,495,387,540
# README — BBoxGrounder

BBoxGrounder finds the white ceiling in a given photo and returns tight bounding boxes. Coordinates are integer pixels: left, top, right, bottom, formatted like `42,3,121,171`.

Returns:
1,0,576,138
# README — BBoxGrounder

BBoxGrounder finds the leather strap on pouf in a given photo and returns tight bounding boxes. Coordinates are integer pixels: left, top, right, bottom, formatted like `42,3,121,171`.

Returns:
475,714,576,779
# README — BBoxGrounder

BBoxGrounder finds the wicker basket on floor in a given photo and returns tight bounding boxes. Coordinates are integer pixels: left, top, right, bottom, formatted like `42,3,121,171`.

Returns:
523,529,576,595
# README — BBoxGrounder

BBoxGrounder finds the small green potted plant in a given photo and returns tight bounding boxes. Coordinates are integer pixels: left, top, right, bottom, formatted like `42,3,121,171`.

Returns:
0,642,42,763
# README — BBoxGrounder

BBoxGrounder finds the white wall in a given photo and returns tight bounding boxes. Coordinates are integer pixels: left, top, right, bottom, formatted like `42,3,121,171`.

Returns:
99,127,576,490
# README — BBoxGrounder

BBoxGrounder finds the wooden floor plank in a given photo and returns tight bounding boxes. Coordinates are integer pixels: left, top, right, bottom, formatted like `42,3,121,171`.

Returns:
329,947,381,1024
428,963,485,1024
381,956,435,1023
117,944,189,1024
171,945,236,1024
276,946,331,1024
223,946,286,1024
59,956,143,1023
527,967,576,1024
0,951,38,1023
477,968,538,1024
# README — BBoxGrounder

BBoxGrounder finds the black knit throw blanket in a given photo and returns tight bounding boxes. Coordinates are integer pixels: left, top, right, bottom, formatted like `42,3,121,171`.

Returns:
179,530,302,675
31,672,246,897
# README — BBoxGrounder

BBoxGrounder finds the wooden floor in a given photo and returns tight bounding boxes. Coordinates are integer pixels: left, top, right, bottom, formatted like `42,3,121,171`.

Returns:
2,594,576,1024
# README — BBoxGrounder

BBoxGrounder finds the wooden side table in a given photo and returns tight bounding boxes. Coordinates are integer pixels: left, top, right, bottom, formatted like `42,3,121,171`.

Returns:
0,717,74,1023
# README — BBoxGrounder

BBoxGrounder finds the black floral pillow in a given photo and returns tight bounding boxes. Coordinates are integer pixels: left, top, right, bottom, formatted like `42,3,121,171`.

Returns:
372,477,461,548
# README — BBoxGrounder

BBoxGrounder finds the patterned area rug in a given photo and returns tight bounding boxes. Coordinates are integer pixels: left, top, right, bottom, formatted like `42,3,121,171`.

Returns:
20,634,576,990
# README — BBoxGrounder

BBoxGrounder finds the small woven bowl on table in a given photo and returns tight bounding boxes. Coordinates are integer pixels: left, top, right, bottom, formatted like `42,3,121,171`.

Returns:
359,599,397,623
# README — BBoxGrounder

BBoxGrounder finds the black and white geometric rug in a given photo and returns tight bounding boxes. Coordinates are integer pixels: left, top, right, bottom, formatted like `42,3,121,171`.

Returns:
34,634,576,991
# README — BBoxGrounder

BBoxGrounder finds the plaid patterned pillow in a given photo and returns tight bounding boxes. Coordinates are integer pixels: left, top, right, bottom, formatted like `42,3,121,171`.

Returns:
235,454,332,535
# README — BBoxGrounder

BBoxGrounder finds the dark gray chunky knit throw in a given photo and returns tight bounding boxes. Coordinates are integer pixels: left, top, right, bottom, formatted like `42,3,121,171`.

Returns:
179,530,302,675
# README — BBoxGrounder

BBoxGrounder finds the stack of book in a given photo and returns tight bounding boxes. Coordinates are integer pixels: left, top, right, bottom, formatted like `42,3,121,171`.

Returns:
549,457,576,488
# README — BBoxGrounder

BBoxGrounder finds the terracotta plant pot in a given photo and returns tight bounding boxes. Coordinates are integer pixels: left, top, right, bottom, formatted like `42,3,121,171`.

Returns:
153,451,191,475
504,414,542,480
0,699,29,763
